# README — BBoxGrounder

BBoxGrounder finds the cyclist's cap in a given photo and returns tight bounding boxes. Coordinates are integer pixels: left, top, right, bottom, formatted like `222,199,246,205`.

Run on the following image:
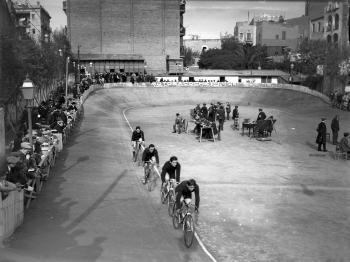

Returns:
187,179,196,186
135,126,140,130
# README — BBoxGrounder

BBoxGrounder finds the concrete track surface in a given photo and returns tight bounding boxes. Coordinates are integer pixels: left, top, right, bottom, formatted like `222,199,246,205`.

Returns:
1,86,350,262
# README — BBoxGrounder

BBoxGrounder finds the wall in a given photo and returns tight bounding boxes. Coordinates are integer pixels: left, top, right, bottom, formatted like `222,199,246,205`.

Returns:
0,108,5,171
67,0,180,74
184,39,221,53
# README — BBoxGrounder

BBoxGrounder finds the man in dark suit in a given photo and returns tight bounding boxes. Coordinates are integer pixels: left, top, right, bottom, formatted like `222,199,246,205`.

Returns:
331,115,339,145
257,108,266,121
316,118,327,152
200,103,208,119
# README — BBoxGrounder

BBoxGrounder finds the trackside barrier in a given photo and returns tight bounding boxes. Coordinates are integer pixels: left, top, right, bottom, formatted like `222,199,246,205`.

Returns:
103,82,330,104
0,190,24,244
0,84,103,245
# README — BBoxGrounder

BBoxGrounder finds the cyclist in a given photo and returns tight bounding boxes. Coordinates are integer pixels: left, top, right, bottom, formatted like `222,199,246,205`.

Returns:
175,179,200,213
160,156,181,193
131,126,145,160
141,144,160,184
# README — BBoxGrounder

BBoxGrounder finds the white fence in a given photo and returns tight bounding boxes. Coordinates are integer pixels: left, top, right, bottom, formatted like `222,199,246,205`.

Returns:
0,190,24,243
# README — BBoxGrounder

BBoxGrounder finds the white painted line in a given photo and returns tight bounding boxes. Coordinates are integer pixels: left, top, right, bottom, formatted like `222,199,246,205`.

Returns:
122,106,217,262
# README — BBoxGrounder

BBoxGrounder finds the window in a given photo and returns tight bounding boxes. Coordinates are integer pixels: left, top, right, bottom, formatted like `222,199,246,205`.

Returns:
312,23,315,32
239,33,243,39
32,29,35,34
282,31,286,40
247,33,252,41
32,13,35,19
275,34,279,40
334,14,339,30
318,22,321,32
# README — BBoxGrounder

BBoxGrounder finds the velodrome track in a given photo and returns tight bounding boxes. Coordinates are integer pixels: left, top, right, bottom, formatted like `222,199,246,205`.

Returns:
1,86,349,262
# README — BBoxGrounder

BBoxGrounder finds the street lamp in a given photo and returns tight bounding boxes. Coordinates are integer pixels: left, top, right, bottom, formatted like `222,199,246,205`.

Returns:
21,75,35,149
289,63,295,84
65,56,70,106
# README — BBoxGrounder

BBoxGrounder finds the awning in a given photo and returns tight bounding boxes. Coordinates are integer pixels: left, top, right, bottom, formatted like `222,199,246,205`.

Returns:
78,54,144,61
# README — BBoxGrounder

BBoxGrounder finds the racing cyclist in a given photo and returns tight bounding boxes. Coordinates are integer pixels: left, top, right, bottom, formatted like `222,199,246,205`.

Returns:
175,179,200,214
131,126,145,160
160,156,181,195
141,144,160,184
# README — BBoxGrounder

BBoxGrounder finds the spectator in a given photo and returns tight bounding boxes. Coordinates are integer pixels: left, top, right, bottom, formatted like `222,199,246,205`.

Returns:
0,173,18,200
331,115,340,145
339,132,350,155
225,102,231,120
316,118,327,152
12,132,23,152
232,106,239,119
257,108,267,121
216,105,226,131
200,103,208,119
50,118,66,134
173,113,183,134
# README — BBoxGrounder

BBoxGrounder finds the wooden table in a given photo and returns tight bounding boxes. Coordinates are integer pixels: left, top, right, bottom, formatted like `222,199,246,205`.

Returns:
241,122,256,137
199,126,215,142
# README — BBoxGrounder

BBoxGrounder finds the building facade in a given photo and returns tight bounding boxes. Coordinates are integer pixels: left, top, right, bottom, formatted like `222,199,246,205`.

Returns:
256,21,299,56
64,0,184,75
234,21,256,45
14,0,51,44
184,36,221,53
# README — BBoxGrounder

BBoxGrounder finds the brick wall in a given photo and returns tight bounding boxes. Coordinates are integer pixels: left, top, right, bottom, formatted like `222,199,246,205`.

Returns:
68,0,180,74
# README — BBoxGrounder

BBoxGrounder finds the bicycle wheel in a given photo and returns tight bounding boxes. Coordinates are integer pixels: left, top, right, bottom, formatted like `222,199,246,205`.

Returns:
160,186,167,204
183,214,195,248
168,190,175,217
172,206,181,229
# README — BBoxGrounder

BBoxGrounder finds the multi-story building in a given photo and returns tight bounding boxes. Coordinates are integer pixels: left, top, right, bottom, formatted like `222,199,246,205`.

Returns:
307,0,349,48
255,21,299,56
14,0,51,43
64,0,185,75
234,21,256,45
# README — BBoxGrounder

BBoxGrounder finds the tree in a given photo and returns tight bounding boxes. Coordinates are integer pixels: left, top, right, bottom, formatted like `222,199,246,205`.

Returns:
183,47,199,67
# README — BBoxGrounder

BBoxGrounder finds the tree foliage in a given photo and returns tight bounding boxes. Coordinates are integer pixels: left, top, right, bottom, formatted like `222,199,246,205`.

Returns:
198,36,268,70
183,46,199,67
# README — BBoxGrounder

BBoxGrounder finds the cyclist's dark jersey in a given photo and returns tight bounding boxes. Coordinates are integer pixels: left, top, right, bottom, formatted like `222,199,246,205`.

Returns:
131,130,145,142
160,161,181,183
142,148,159,165
175,180,200,209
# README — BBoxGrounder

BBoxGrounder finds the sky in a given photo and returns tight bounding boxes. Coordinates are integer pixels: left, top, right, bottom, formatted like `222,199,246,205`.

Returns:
39,0,305,38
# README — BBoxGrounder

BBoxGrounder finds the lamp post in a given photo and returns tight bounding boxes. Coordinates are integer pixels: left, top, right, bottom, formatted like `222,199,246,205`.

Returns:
65,56,70,106
289,63,294,84
21,75,35,149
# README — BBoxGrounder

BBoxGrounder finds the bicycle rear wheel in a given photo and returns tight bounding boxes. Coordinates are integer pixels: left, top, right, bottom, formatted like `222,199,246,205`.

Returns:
183,214,195,248
168,190,175,217
172,205,181,229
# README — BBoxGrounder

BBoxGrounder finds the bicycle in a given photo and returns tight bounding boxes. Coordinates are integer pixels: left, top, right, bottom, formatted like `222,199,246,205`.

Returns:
144,160,158,192
132,140,144,166
172,198,196,248
160,179,177,216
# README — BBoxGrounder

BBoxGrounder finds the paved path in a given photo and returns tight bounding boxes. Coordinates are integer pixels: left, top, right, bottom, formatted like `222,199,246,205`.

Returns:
0,90,211,262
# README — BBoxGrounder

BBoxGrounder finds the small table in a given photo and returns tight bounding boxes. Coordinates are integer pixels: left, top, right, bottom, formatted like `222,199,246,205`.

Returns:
241,122,256,137
199,126,215,142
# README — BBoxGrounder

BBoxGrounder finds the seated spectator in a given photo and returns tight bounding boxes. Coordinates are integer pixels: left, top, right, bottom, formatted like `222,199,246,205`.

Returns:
257,108,267,121
339,132,350,155
6,161,28,186
50,118,66,134
0,173,18,200
173,113,183,134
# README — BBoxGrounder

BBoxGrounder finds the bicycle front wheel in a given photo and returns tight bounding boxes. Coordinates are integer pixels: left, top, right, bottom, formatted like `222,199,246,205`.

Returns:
172,206,181,229
168,190,175,217
148,172,157,192
183,214,195,248
160,186,167,204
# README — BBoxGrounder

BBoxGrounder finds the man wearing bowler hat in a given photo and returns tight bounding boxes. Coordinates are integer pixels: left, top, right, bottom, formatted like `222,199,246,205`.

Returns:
316,118,327,152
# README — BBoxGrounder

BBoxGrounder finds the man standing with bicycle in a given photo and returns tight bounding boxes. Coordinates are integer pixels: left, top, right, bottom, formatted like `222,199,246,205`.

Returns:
141,144,159,184
175,179,200,213
131,126,145,160
161,156,181,192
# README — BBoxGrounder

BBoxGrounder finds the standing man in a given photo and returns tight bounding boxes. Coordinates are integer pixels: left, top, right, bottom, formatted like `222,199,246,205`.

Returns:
331,115,339,145
200,103,208,119
216,104,226,132
232,105,239,119
225,102,231,120
173,113,183,134
316,118,327,152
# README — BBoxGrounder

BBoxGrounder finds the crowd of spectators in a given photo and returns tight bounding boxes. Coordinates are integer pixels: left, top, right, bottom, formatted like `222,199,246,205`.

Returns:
1,79,91,200
92,72,156,84
330,91,350,111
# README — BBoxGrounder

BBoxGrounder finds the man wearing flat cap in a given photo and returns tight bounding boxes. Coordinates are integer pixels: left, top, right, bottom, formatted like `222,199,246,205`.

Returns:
339,132,350,155
316,118,327,152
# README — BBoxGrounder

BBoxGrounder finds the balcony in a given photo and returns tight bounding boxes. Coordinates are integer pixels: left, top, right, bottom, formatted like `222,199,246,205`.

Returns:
180,25,186,37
